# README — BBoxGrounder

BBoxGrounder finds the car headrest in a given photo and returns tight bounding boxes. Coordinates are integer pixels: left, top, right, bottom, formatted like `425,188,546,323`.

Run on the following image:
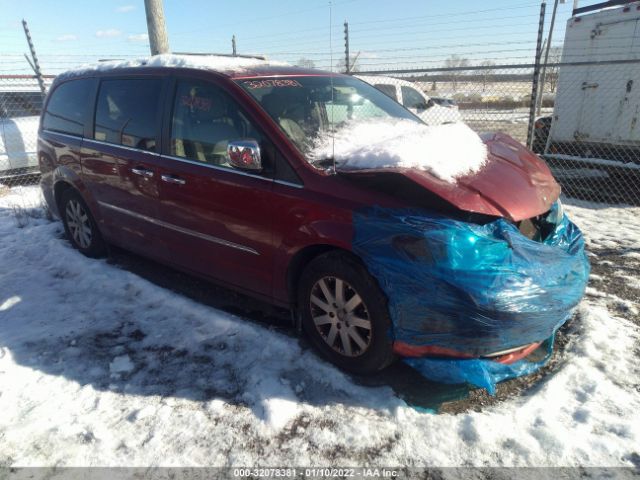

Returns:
261,92,288,119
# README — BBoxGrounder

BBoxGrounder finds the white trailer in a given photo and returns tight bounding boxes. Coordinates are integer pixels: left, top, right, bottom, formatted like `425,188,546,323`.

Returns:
541,1,640,161
553,2,639,144
532,1,640,203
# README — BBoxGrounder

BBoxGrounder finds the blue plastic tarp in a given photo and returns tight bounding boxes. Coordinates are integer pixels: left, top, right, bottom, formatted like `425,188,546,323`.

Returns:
404,334,556,395
352,202,589,393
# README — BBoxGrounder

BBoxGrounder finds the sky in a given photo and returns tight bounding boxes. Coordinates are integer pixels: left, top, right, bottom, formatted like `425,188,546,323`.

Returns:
0,0,596,75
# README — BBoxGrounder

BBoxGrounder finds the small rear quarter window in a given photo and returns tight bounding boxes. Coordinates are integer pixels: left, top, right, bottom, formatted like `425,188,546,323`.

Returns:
43,79,93,136
374,84,398,101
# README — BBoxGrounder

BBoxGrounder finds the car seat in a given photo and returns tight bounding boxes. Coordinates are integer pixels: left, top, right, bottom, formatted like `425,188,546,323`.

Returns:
260,91,310,149
175,88,239,164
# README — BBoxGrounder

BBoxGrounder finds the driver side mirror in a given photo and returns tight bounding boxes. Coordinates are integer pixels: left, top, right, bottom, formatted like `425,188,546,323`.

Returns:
227,140,262,171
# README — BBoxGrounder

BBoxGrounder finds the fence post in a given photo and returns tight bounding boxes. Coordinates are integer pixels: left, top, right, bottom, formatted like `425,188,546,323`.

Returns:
537,0,560,116
21,19,46,96
527,2,546,149
232,35,237,56
344,21,350,74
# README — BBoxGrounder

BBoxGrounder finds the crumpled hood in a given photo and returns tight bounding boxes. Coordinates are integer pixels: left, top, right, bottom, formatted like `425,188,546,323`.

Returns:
342,132,561,222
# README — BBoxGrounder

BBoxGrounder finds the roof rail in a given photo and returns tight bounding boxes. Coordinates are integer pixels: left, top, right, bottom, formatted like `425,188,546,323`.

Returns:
573,0,637,16
172,52,267,60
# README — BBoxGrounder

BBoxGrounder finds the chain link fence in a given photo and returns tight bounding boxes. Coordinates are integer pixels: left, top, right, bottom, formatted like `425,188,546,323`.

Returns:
356,66,541,143
1,60,639,207
0,75,50,186
356,61,640,206
536,60,640,205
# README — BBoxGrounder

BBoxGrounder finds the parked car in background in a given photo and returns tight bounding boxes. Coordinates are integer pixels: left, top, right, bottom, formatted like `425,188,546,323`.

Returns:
39,55,588,380
533,2,640,202
356,75,462,125
0,84,43,182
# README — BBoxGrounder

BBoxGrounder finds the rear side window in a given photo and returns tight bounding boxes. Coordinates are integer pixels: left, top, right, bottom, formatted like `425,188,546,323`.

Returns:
401,86,427,110
94,78,161,152
42,79,92,136
374,84,398,101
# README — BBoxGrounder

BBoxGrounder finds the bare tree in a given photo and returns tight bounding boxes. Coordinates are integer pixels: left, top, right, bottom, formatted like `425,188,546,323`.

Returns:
336,54,360,73
545,47,563,93
296,57,315,69
478,60,495,92
444,55,469,92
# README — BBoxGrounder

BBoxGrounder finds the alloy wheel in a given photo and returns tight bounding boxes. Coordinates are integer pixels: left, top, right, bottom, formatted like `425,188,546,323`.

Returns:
309,276,372,357
65,199,92,249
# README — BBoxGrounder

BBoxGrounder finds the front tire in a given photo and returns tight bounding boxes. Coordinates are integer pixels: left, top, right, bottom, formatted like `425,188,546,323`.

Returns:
60,189,106,258
298,251,395,374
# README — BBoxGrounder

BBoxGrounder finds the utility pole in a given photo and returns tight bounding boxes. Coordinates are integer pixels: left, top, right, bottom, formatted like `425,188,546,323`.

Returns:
527,1,546,149
232,35,237,56
21,19,46,96
344,21,350,74
144,0,170,55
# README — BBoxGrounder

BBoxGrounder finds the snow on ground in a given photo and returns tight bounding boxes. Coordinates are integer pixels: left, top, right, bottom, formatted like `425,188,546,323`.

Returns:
0,186,638,467
563,200,640,251
312,120,487,182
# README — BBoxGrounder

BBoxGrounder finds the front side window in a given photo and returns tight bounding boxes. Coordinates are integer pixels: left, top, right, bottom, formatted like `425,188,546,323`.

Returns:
170,80,264,169
43,79,93,136
401,86,428,110
94,78,161,152
374,84,398,101
236,76,419,155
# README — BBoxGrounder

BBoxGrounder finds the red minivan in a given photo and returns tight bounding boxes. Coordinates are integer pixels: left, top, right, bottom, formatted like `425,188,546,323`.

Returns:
39,55,588,378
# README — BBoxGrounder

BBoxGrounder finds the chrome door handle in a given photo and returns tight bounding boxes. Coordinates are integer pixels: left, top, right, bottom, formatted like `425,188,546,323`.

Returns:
131,167,154,178
161,174,186,185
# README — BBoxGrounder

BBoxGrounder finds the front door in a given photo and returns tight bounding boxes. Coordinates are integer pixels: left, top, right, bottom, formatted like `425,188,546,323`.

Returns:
155,78,276,297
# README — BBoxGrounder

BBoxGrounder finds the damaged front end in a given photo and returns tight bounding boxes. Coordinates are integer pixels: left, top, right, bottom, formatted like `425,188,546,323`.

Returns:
352,201,590,394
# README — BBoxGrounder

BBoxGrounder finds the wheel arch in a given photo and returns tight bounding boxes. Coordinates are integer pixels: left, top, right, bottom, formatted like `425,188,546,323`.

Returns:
50,165,101,222
286,244,366,308
53,180,76,212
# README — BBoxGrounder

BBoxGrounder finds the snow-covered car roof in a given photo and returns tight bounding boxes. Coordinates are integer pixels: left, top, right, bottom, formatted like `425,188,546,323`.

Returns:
55,54,331,81
355,74,416,88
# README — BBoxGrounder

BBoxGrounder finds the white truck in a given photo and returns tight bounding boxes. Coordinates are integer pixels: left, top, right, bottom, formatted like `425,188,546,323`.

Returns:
356,75,462,125
534,1,640,186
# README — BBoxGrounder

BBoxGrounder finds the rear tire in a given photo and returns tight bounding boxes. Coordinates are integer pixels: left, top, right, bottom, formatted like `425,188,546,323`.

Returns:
298,251,395,374
59,189,106,258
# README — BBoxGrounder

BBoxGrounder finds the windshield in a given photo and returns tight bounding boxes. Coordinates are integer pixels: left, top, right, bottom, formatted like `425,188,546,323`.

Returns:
235,75,420,158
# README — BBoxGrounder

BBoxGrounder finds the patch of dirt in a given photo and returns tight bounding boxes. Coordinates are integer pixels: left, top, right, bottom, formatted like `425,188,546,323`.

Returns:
588,248,640,327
